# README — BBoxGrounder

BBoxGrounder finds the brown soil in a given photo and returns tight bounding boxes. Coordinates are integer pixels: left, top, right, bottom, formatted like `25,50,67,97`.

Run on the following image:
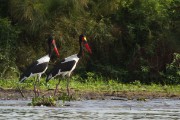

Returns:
0,87,180,100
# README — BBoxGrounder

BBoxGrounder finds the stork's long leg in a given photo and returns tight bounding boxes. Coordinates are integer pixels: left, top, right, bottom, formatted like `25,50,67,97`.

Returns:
36,74,41,97
33,76,37,97
17,82,25,97
33,75,40,97
66,77,70,96
54,78,61,96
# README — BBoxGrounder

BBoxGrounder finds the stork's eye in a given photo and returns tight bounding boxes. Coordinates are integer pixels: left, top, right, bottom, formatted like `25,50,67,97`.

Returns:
82,37,87,41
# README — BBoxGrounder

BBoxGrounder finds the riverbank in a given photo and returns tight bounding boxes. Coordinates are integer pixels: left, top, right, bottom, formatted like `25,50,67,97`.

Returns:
0,87,180,101
1,78,180,100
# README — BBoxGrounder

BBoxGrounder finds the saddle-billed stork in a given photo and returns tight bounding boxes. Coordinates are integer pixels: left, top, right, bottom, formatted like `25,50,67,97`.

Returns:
19,34,60,97
46,34,92,96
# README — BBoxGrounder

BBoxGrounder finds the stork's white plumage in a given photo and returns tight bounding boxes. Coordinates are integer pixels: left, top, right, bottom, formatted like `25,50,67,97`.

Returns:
46,34,92,96
46,54,79,80
37,55,51,65
20,55,50,82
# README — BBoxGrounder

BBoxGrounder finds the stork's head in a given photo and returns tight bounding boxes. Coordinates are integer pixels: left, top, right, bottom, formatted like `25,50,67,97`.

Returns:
79,34,92,54
48,34,60,57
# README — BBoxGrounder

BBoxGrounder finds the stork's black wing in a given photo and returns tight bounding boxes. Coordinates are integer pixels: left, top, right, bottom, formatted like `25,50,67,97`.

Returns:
20,61,48,82
46,59,76,82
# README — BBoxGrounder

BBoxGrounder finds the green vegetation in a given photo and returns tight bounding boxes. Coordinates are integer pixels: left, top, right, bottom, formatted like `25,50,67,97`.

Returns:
1,72,180,105
0,0,179,85
1,73,180,96
31,96,57,106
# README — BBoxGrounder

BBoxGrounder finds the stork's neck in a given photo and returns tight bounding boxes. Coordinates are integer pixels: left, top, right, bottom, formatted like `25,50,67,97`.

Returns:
48,44,52,57
77,41,83,58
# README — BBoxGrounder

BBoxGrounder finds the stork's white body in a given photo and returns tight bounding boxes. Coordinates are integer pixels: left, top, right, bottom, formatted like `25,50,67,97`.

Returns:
46,54,79,80
20,55,50,82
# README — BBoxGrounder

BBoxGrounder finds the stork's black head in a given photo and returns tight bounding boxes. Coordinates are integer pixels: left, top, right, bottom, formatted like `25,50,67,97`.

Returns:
79,34,92,54
47,33,60,57
48,33,55,45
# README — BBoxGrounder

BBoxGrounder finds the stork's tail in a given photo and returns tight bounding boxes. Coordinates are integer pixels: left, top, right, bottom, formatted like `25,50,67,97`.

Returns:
19,75,27,83
46,73,52,83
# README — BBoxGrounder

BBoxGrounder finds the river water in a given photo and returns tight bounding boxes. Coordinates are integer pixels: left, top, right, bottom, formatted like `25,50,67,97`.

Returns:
0,98,180,120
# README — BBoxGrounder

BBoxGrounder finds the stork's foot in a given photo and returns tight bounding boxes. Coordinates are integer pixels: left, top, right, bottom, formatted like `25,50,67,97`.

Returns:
66,88,72,101
67,87,70,96
34,89,40,97
17,86,25,97
60,92,72,102
54,88,58,96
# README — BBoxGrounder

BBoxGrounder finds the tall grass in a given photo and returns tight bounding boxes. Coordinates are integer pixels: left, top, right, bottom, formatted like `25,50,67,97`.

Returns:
1,73,180,95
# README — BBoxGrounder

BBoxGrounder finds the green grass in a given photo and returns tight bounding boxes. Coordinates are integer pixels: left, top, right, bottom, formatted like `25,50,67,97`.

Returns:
30,96,57,106
1,76,180,95
1,74,180,106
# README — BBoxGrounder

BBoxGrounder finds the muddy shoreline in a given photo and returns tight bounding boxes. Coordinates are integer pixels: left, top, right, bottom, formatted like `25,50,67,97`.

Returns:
1,87,180,100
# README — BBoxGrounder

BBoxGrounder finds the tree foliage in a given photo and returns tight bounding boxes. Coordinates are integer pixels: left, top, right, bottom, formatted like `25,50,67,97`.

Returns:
0,0,179,84
0,18,20,78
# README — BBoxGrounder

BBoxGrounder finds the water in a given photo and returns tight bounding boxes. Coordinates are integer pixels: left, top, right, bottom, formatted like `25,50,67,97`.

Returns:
0,99,180,120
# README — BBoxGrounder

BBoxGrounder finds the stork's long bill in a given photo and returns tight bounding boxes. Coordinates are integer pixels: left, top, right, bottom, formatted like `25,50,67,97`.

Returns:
82,36,92,54
52,39,60,57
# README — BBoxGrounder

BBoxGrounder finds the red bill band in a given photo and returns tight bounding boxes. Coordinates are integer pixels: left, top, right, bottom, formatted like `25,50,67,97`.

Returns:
84,43,92,54
54,47,60,57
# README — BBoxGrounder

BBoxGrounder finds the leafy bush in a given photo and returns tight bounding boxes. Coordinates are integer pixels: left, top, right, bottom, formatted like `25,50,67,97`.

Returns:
161,53,180,84
0,0,179,85
31,96,57,106
0,18,20,78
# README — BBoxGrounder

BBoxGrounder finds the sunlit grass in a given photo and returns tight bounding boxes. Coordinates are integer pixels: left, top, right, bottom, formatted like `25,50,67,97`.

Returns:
1,74,180,95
